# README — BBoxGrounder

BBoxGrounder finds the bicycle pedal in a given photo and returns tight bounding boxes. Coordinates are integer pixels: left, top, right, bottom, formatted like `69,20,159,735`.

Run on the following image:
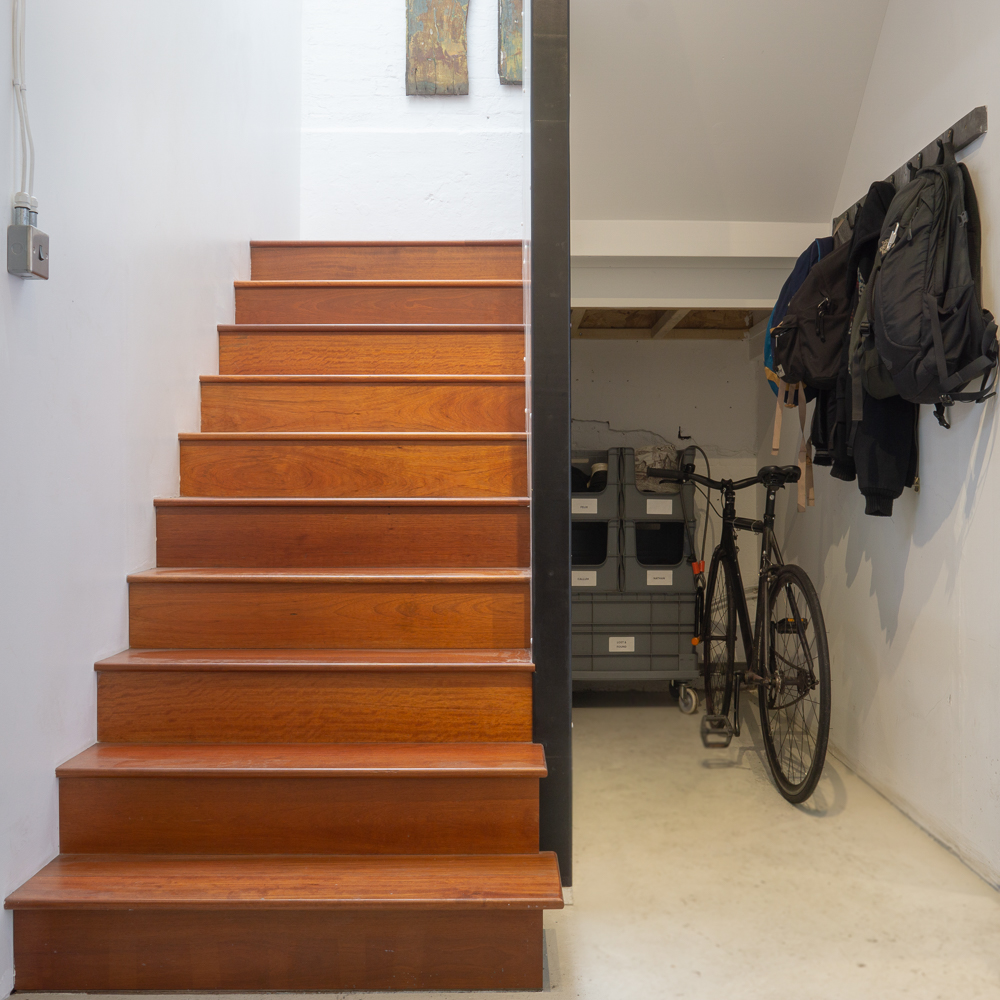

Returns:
701,714,734,749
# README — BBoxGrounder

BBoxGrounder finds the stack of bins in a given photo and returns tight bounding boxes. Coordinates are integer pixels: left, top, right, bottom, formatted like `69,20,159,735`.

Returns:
572,447,700,685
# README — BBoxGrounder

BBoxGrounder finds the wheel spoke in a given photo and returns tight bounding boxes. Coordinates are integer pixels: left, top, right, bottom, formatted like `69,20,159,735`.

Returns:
759,566,830,802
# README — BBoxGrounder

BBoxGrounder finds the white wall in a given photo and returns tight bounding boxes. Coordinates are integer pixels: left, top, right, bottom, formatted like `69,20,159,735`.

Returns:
572,339,761,585
570,0,887,224
0,3,301,994
301,0,525,239
776,0,1000,885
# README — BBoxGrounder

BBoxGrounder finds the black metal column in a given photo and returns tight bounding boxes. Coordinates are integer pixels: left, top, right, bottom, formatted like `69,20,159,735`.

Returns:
530,0,571,885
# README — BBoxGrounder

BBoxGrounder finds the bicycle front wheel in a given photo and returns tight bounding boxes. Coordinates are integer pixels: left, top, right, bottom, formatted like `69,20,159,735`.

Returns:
702,550,736,717
759,564,831,803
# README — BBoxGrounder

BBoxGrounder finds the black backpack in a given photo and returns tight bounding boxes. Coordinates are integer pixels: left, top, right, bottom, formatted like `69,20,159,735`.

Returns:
771,239,853,391
871,141,998,426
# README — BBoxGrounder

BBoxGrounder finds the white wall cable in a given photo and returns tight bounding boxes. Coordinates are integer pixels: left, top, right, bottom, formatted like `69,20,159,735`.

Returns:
11,0,36,216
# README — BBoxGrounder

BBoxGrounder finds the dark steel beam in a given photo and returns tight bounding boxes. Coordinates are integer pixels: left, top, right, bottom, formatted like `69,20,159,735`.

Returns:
529,0,572,886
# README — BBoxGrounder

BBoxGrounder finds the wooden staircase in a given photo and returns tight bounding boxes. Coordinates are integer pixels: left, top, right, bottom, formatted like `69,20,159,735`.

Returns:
5,240,563,992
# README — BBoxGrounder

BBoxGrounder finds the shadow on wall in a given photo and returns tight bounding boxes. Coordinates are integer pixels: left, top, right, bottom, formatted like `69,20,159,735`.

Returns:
779,394,997,712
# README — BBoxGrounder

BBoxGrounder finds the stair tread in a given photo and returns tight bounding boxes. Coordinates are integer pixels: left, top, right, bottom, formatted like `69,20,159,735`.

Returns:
235,280,522,289
95,648,534,671
218,323,524,332
57,742,546,777
6,853,564,910
127,567,530,584
199,374,525,383
179,431,526,441
154,496,529,507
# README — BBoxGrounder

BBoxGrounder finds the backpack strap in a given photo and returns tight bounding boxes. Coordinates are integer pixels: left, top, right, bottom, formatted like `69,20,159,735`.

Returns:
849,255,883,425
928,296,999,403
959,161,984,300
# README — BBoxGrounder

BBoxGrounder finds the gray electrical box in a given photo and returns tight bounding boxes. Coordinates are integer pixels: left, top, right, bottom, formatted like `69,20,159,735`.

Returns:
8,224,49,279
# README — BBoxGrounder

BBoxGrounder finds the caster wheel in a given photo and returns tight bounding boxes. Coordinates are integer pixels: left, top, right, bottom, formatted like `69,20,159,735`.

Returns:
678,685,699,715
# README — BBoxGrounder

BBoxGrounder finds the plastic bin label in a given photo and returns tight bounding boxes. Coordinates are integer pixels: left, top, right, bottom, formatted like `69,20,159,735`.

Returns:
572,571,598,587
647,570,674,586
609,636,635,652
646,498,673,515
572,498,598,514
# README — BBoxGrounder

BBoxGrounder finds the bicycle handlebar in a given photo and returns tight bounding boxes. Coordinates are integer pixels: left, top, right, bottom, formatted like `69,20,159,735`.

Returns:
647,467,760,493
647,465,800,493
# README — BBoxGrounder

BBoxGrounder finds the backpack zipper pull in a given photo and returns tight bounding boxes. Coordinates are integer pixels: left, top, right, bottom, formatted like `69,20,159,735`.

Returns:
880,222,900,255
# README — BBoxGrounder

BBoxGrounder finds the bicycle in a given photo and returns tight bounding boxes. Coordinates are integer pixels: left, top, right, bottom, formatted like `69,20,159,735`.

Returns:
650,460,831,803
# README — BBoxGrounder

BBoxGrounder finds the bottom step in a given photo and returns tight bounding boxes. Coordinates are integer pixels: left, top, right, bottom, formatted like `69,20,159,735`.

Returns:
7,853,563,991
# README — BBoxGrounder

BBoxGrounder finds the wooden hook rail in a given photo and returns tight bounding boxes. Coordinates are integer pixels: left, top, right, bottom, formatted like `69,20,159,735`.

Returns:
832,105,988,244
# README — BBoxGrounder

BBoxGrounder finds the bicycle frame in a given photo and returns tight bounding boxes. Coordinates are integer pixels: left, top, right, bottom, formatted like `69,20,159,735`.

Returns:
715,478,785,737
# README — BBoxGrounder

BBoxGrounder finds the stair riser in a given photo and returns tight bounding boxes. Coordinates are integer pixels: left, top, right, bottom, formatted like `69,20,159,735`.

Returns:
129,582,530,649
200,381,526,433
59,776,539,855
156,505,530,568
97,671,533,743
219,330,526,376
251,244,523,281
235,285,523,325
13,909,543,991
180,439,527,498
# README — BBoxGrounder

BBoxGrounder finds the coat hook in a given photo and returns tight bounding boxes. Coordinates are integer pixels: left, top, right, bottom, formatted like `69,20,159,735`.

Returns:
678,427,692,441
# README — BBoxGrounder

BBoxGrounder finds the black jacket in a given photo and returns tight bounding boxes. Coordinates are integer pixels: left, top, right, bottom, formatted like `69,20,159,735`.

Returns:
830,182,918,515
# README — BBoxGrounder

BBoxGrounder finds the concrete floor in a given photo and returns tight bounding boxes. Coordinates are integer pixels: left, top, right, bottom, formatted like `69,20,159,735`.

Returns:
34,694,1000,999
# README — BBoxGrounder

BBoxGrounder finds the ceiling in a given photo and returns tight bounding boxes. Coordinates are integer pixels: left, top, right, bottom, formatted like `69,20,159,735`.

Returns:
570,0,890,225
571,307,771,340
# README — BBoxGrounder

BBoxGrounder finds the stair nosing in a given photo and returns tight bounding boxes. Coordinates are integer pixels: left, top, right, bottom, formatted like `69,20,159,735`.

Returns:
235,280,522,289
217,323,525,333
95,648,535,672
199,374,526,384
179,431,527,442
154,496,530,508
56,742,547,779
250,240,523,248
127,567,530,584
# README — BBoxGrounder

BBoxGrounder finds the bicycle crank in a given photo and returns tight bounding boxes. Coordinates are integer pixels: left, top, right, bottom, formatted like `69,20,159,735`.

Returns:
700,714,734,749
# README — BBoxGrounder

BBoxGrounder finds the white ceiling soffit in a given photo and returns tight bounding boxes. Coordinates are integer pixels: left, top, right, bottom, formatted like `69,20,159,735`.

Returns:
570,0,891,239
571,220,830,258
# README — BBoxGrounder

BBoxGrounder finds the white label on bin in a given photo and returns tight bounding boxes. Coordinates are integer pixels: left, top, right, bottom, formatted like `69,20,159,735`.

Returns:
646,498,673,515
572,571,598,587
609,636,635,652
647,570,674,586
572,498,598,514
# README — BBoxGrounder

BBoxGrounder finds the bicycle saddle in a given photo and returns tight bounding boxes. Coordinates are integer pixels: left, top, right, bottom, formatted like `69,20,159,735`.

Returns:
757,465,801,487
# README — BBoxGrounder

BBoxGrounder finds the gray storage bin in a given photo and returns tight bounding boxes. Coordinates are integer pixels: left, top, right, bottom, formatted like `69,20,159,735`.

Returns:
621,446,696,523
623,521,697,594
573,592,696,627
571,593,699,681
571,519,621,593
571,629,699,678
571,447,621,521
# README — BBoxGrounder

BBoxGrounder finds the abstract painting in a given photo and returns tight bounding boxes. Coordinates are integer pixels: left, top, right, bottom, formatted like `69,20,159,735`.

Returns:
498,0,523,85
406,0,470,96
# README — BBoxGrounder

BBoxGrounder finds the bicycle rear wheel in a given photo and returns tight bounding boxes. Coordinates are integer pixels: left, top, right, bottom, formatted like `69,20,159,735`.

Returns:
759,564,831,803
702,550,736,717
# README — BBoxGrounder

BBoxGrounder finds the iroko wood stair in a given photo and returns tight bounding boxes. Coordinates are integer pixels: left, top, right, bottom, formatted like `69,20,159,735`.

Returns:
6,240,561,992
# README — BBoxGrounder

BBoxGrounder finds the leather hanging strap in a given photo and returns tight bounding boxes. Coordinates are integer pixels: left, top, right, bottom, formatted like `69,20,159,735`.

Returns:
772,388,783,455
797,384,815,512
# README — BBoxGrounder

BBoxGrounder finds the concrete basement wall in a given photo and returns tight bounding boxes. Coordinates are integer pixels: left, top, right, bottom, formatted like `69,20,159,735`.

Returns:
572,338,761,588
0,4,301,994
301,0,525,239
773,0,1000,886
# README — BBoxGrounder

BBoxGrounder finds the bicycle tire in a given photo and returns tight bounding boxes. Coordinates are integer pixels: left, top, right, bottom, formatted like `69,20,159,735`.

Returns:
702,549,736,717
759,564,831,803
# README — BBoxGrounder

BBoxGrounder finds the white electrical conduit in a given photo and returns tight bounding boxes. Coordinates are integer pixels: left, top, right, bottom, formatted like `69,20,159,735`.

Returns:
11,0,36,213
